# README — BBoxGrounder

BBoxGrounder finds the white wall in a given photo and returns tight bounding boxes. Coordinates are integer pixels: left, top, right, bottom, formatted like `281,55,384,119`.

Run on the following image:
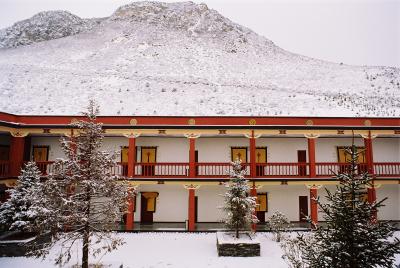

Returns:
30,136,400,163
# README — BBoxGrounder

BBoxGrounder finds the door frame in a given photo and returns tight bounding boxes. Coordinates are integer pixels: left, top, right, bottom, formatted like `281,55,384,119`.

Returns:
231,147,248,163
32,145,49,161
299,196,308,222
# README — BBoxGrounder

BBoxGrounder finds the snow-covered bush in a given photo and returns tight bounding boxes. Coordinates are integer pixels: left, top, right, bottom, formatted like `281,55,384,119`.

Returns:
267,211,289,242
0,162,42,232
221,160,258,238
281,234,312,268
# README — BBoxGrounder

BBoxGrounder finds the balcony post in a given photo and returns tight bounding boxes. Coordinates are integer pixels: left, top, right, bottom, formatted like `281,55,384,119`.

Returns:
184,184,199,231
9,134,26,177
250,181,257,231
126,185,137,230
305,134,319,178
249,131,256,178
128,137,137,178
185,133,200,178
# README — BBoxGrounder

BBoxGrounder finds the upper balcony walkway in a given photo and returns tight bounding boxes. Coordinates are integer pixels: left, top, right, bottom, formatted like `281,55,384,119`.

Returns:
1,161,399,180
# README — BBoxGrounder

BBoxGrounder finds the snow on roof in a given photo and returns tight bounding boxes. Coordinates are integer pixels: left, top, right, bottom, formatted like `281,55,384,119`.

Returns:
0,1,399,117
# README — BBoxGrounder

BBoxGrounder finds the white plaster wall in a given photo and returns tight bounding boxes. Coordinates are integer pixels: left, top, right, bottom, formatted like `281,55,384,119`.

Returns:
373,138,400,162
377,184,399,221
30,136,400,163
197,185,226,222
136,184,188,222
102,137,189,162
196,138,308,162
30,136,65,160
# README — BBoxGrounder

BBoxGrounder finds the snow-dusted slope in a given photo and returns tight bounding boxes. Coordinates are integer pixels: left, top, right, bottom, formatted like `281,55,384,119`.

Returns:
0,1,399,116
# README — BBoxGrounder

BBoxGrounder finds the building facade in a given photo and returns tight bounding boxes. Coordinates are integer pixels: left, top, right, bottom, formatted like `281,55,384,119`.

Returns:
0,113,399,230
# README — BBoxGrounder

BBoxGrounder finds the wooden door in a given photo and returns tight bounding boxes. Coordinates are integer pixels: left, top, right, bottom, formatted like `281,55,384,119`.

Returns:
141,147,156,176
299,196,308,222
33,146,49,174
140,192,158,223
231,147,247,163
297,150,307,176
256,148,267,176
256,193,268,223
121,147,129,176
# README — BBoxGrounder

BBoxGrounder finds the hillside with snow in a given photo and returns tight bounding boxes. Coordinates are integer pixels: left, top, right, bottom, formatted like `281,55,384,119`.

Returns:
0,1,399,116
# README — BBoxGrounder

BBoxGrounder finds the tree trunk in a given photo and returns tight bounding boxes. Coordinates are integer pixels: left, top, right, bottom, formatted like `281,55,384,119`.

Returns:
82,227,89,268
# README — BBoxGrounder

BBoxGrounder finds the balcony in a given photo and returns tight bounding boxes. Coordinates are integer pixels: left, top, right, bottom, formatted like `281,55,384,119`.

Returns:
2,161,398,180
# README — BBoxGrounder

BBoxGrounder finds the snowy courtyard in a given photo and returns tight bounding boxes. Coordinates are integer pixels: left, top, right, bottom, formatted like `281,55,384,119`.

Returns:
0,232,400,268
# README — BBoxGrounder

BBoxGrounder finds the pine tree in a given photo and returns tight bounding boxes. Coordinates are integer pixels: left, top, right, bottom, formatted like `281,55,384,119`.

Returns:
295,145,400,268
267,211,290,242
222,160,258,238
30,101,132,268
0,162,42,232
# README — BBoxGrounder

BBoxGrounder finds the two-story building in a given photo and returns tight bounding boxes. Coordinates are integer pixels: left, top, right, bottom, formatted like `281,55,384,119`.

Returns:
0,113,399,231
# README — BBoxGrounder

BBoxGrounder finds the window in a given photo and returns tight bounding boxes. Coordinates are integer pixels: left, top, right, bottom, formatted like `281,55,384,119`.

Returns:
231,147,247,162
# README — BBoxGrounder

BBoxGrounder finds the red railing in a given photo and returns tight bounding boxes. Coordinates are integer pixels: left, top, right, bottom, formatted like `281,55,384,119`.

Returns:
134,163,189,178
316,162,368,177
255,163,309,177
34,161,55,175
196,163,250,178
2,161,400,179
374,163,400,177
0,161,10,177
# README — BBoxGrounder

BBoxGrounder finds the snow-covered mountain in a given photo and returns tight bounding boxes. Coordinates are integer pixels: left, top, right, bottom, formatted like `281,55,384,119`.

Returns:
0,1,399,116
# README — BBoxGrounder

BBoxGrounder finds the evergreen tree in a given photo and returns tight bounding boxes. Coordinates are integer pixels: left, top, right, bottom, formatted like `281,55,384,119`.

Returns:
30,101,131,268
267,210,290,242
295,145,400,268
0,162,41,232
222,160,258,238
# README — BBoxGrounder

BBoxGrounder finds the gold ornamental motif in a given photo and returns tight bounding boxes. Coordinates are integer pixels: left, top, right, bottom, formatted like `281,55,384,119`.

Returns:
249,119,257,125
130,118,138,125
70,118,78,124
305,120,314,126
364,120,372,126
188,118,196,125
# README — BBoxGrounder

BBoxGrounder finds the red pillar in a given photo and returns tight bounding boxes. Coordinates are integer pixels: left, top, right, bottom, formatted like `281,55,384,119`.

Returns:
188,187,196,231
9,136,25,177
310,187,318,226
249,131,256,177
250,183,257,231
189,138,196,178
126,190,135,230
307,138,316,178
128,137,136,177
364,136,374,175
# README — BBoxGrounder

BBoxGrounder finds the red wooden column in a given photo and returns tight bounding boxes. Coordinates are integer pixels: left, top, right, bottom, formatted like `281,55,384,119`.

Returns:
249,131,256,178
185,184,199,231
250,182,257,231
189,138,196,178
309,186,319,226
306,135,318,178
128,136,137,178
125,186,137,230
364,133,377,220
9,135,26,177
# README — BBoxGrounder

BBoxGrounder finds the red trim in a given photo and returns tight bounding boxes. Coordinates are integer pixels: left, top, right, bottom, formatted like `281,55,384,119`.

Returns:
189,139,196,178
9,137,25,177
128,137,136,178
249,132,256,177
0,112,399,127
310,188,318,225
308,139,316,177
188,188,196,231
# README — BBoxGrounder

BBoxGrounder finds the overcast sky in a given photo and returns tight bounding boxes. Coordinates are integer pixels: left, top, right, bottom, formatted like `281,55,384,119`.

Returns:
1,0,399,67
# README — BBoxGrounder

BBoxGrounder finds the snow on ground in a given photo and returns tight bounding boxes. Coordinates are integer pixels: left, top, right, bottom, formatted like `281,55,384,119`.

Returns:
1,232,400,268
0,1,399,117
